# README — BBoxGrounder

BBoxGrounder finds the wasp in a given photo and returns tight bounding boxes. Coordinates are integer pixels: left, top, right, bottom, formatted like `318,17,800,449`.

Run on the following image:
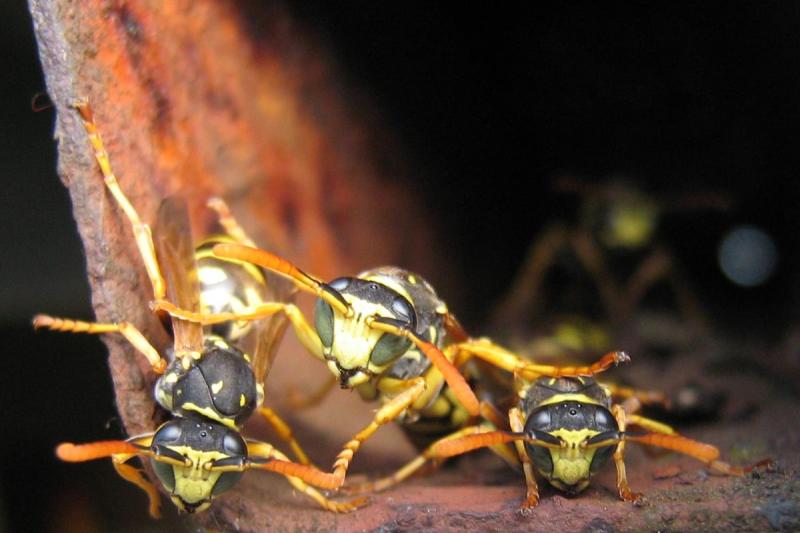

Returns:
153,244,632,491
491,176,731,336
33,101,363,516
401,373,770,511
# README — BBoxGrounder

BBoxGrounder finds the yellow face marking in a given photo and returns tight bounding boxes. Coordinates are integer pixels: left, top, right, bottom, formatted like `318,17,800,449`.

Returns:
163,445,230,505
407,274,417,284
545,428,599,488
164,372,179,384
328,296,392,374
211,381,224,395
240,394,246,407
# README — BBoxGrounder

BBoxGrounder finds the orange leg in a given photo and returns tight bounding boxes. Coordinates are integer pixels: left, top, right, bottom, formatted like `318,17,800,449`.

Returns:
448,338,629,381
509,407,539,512
627,433,772,476
57,438,162,518
73,100,166,301
206,197,257,247
257,407,315,466
342,425,489,495
605,383,669,408
244,441,367,512
33,315,166,374
611,404,642,503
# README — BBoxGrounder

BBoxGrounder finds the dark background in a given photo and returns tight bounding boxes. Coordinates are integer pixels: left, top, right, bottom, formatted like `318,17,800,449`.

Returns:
2,2,798,531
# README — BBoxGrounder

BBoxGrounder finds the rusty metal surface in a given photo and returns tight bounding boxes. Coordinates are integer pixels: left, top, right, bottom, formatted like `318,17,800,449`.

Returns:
29,0,441,436
28,1,444,528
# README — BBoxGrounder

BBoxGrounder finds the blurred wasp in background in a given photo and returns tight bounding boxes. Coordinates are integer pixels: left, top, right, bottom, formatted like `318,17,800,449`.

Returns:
34,101,364,516
154,243,632,491
491,176,732,342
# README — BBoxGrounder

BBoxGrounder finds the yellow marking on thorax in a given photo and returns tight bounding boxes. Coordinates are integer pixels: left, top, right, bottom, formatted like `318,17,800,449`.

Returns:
537,393,602,408
211,381,224,394
180,402,238,429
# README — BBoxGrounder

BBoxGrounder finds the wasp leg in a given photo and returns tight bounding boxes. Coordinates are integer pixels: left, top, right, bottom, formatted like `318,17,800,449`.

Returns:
509,407,540,512
244,441,368,512
257,407,315,466
448,338,629,380
325,377,427,488
621,246,709,333
480,400,512,431
570,228,625,319
152,300,325,361
605,383,669,408
491,224,571,327
287,375,338,409
206,197,257,247
343,425,492,495
368,317,480,416
57,438,161,518
611,404,643,503
33,315,166,374
626,433,772,476
73,100,166,301
626,414,677,435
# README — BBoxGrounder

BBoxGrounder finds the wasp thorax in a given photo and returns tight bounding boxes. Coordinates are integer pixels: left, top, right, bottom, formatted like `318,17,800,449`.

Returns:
155,338,258,428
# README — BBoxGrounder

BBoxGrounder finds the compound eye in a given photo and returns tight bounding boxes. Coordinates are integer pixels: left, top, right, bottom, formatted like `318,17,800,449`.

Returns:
314,300,335,348
329,277,351,292
151,459,177,491
223,432,246,456
211,471,244,497
594,408,612,430
370,333,412,366
391,295,415,324
528,408,551,431
153,421,182,444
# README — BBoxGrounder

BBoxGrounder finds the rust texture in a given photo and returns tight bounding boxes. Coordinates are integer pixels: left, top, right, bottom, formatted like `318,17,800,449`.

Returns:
29,0,440,434
28,0,444,528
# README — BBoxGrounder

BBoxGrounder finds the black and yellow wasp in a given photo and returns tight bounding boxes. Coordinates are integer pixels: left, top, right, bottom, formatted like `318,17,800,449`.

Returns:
153,242,631,491
33,101,363,516
402,371,770,511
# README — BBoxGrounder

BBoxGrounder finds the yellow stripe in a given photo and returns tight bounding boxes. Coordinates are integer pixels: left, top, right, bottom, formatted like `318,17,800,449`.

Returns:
537,393,602,408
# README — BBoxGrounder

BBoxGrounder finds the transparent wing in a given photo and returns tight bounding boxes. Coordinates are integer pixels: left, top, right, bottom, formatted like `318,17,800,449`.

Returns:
155,196,204,356
251,266,296,387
